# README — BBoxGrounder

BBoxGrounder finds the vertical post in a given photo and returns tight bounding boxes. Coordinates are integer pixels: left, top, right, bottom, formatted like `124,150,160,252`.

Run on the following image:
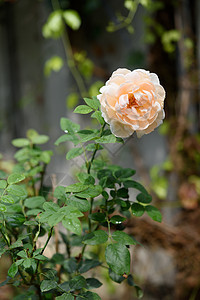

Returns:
4,1,22,138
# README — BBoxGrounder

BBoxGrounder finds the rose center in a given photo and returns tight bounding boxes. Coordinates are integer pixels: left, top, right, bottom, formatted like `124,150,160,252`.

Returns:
127,93,138,109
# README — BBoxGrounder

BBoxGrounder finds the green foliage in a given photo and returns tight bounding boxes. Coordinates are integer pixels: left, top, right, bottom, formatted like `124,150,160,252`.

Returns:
44,56,64,77
105,243,130,275
63,10,81,30
0,96,162,299
43,10,64,39
162,30,181,53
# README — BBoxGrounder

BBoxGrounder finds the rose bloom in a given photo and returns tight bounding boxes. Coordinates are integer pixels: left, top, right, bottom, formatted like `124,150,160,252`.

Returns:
97,68,166,138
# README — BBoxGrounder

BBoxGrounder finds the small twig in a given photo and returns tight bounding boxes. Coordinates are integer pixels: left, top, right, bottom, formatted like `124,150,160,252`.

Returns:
41,227,53,255
51,174,59,254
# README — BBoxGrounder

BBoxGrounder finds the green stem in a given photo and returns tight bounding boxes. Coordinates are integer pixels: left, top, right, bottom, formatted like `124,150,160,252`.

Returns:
18,267,29,285
31,227,53,284
88,197,94,232
107,218,111,238
82,122,106,256
39,164,47,195
41,227,53,255
0,227,29,285
108,0,139,32
0,227,10,247
87,122,106,174
52,0,87,97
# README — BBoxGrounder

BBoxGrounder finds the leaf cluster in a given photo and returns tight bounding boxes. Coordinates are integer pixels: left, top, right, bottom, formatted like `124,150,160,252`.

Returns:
0,98,162,299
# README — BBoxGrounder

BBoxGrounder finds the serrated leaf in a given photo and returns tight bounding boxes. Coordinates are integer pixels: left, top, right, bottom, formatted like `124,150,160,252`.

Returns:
24,220,38,226
23,258,32,269
12,138,30,147
83,97,100,110
9,240,23,249
48,212,64,226
24,196,45,208
105,243,130,275
17,250,27,258
109,269,125,283
60,118,80,133
74,105,93,114
112,231,136,245
79,259,101,274
69,275,87,290
114,168,135,179
56,294,74,300
78,130,98,143
66,147,84,160
145,205,162,222
136,193,152,204
7,214,26,226
34,254,49,261
65,196,90,212
97,169,112,179
1,195,14,204
55,134,79,146
91,111,104,125
0,180,7,189
123,180,149,195
63,258,77,273
43,202,59,212
62,217,82,235
65,183,89,193
60,206,83,218
0,170,6,179
15,259,24,266
85,143,103,152
8,263,18,278
54,186,66,200
86,278,102,289
76,185,102,198
27,209,42,216
131,203,145,217
7,173,25,185
76,291,102,300
116,188,129,198
96,135,116,144
83,230,108,245
89,212,106,222
110,215,126,224
7,185,27,198
77,173,95,185
40,280,57,292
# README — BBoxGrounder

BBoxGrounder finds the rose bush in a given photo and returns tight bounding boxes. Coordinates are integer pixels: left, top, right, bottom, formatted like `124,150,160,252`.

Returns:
97,68,166,138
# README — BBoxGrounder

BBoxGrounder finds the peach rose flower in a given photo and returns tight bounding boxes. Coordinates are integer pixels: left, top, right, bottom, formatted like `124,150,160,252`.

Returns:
97,68,165,138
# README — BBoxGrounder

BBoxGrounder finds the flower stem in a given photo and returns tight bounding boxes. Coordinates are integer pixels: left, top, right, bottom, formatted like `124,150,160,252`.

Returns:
41,227,53,255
